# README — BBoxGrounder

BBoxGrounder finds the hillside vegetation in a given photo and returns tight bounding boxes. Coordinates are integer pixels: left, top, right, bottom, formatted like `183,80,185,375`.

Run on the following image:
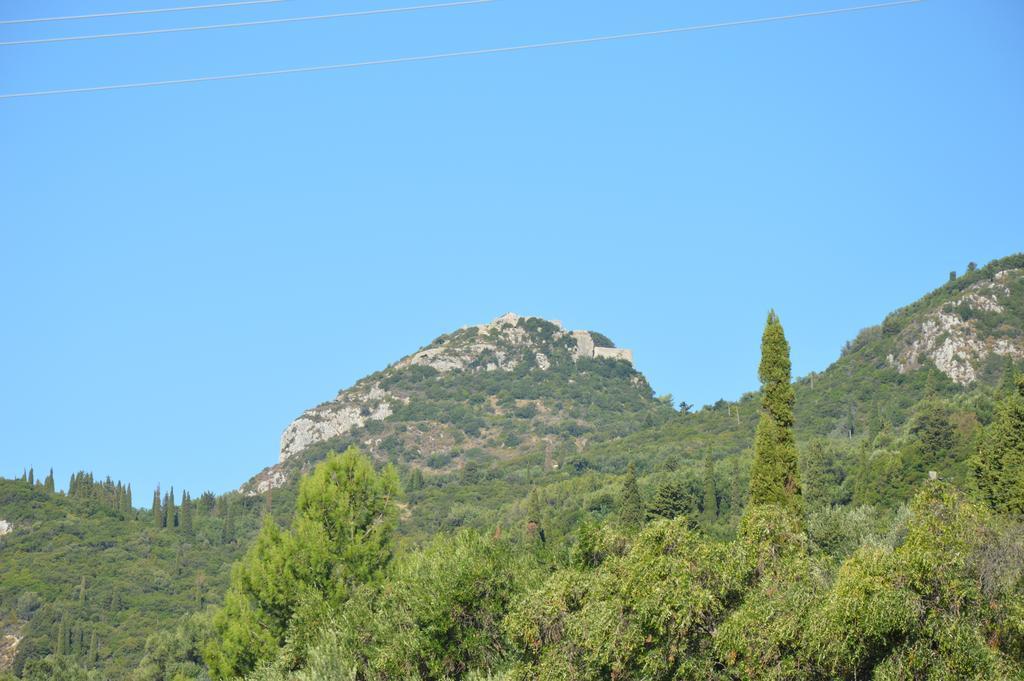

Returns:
0,255,1022,679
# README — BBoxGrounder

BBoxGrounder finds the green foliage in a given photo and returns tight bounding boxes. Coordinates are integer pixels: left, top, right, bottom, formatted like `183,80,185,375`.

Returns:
289,530,538,680
0,477,257,678
204,447,399,679
975,377,1024,513
616,463,645,530
749,311,802,513
506,518,749,681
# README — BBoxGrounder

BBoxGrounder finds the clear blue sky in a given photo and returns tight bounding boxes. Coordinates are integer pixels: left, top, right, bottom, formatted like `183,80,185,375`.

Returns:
1,0,1021,498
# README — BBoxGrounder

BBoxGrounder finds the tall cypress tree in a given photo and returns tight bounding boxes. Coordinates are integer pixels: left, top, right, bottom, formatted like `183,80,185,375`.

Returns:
618,462,646,530
152,487,162,529
44,468,55,493
702,451,717,523
27,468,34,486
181,491,194,535
748,310,801,512
56,612,68,656
125,484,132,512
168,487,177,528
88,631,98,666
975,376,1024,514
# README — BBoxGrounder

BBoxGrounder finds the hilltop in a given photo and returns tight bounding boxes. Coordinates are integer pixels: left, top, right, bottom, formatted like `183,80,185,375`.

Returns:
244,313,673,495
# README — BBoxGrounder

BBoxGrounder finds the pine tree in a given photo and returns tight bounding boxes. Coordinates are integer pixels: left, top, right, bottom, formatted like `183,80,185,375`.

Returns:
152,487,162,529
618,462,646,530
975,376,1024,514
44,468,55,493
181,491,194,535
648,476,691,520
748,310,801,513
702,451,717,523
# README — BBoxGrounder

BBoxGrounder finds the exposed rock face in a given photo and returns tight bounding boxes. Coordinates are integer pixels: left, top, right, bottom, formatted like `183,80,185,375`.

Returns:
0,520,11,538
887,270,1024,385
0,628,21,672
252,314,636,493
279,390,392,464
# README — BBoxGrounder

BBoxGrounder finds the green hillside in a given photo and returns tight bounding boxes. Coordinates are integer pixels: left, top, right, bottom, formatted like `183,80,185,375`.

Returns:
1,255,1023,679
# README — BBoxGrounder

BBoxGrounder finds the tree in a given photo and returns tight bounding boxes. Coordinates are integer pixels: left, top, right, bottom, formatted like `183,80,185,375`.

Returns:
702,451,718,523
88,632,98,667
44,469,54,494
221,502,236,544
747,310,801,513
974,376,1024,514
999,359,1019,397
27,468,34,486
525,487,546,544
205,447,400,678
181,491,193,535
167,487,177,528
56,612,69,656
648,476,693,521
152,487,162,529
618,462,645,530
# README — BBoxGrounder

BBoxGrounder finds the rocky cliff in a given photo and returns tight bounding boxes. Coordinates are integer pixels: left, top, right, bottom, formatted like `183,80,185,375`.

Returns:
244,314,660,494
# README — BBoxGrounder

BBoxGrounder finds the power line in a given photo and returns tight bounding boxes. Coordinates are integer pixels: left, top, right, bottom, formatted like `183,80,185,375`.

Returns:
0,0,494,46
0,0,293,26
0,0,924,100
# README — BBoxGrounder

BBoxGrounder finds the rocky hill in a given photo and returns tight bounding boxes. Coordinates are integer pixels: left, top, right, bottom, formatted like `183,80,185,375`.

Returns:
243,313,673,495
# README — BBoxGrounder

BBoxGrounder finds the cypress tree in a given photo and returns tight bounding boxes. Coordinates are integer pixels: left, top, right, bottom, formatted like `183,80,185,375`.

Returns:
89,631,98,666
56,612,68,656
181,491,194,535
748,310,801,512
975,376,1024,514
618,462,646,530
44,468,55,493
20,469,26,482
27,468,34,486
125,484,132,512
702,451,717,523
168,487,177,528
152,487,162,529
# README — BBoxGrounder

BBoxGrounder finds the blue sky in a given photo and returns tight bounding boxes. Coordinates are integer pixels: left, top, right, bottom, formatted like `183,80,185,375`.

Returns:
1,0,1021,498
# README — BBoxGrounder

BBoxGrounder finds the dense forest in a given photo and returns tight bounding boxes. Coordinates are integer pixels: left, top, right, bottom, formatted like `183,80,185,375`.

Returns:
1,257,1023,679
